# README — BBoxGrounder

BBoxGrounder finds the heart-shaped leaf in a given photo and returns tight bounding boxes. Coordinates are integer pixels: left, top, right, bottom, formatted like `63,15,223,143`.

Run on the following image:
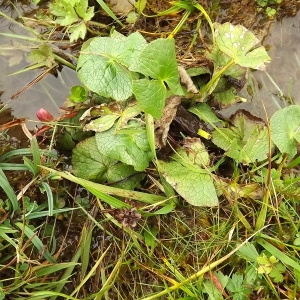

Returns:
130,38,184,118
72,136,116,182
72,136,141,189
77,32,147,100
270,105,300,158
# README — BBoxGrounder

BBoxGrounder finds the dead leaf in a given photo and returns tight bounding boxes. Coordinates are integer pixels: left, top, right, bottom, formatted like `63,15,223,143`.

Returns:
178,65,198,94
108,0,135,15
155,96,181,147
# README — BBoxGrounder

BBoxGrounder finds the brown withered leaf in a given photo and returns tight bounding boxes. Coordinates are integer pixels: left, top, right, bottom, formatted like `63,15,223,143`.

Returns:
178,65,198,93
155,96,181,148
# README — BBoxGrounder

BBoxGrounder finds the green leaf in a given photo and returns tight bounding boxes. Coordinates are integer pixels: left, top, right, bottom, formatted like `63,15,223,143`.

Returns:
135,0,147,13
226,274,244,292
69,23,87,42
257,236,300,273
49,0,93,40
226,273,251,300
133,79,166,118
29,44,55,68
56,111,92,151
84,114,120,132
244,266,258,286
130,38,184,118
270,105,300,158
83,102,141,132
212,111,269,164
72,137,141,189
189,103,223,124
116,102,142,128
159,138,218,206
143,227,158,255
75,0,94,21
215,271,230,288
208,46,246,78
203,281,224,299
145,203,175,215
72,137,116,181
215,22,271,70
49,0,79,26
95,124,153,171
130,39,182,93
68,85,88,103
213,86,240,108
269,267,284,283
257,253,272,268
237,242,259,262
77,32,147,101
160,160,218,206
106,163,143,190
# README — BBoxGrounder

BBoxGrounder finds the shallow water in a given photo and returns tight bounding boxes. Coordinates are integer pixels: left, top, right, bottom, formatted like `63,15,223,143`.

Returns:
0,3,80,130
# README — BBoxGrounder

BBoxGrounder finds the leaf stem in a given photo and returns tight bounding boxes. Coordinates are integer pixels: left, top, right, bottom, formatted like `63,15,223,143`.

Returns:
193,3,215,47
167,10,191,39
53,54,76,70
200,59,235,98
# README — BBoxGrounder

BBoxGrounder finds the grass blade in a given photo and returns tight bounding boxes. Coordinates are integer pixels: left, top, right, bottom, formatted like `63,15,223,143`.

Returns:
79,226,93,282
25,208,78,220
257,236,300,272
30,137,41,174
0,225,18,248
41,167,167,204
51,246,82,300
140,229,265,300
70,245,112,297
35,262,79,277
14,222,56,263
0,168,19,211
24,291,79,300
95,0,124,27
0,149,33,162
23,157,39,175
0,163,29,171
40,182,54,216
94,249,124,299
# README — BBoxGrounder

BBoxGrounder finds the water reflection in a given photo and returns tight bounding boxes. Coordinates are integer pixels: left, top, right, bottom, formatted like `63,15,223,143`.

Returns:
0,3,80,129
